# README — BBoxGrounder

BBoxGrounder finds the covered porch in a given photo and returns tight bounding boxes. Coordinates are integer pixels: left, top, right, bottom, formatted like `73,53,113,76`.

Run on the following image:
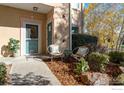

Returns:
0,3,54,56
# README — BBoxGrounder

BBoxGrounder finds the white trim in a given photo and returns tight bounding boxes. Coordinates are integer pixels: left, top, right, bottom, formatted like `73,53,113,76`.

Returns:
71,3,81,11
21,19,41,56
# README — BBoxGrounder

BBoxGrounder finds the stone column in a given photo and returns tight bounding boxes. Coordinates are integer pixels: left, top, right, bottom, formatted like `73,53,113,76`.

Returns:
53,3,70,51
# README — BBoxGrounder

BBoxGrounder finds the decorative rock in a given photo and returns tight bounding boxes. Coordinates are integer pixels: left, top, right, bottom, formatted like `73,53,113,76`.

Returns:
93,73,110,85
80,72,110,85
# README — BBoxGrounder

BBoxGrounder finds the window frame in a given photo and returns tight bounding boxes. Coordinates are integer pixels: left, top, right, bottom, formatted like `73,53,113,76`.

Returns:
71,3,81,10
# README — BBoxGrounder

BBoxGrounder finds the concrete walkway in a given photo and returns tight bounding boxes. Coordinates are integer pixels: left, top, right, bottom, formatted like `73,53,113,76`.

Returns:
9,57,61,85
0,56,27,65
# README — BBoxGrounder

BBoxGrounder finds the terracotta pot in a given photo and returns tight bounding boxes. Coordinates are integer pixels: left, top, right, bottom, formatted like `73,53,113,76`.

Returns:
10,52,19,57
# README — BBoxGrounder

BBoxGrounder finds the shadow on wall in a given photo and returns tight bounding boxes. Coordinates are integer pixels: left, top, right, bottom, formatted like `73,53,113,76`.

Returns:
1,45,12,57
0,5,20,28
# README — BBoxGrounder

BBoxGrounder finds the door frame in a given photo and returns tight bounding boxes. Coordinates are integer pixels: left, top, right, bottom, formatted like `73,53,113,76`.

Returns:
21,19,41,56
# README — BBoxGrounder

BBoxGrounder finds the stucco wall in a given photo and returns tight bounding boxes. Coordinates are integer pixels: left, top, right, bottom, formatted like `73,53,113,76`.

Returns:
0,5,47,57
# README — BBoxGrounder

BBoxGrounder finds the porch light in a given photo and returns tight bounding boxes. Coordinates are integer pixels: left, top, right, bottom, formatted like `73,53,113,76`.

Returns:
31,6,38,19
33,6,38,12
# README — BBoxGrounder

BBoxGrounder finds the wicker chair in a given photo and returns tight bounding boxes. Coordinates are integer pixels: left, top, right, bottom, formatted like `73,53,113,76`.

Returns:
72,46,89,61
47,44,63,61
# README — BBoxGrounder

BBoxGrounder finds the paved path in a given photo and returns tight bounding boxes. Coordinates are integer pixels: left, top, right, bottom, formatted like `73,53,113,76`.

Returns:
0,56,27,65
9,57,61,85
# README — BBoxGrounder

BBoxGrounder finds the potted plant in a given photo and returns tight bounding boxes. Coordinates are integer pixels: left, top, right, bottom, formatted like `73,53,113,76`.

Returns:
8,38,20,57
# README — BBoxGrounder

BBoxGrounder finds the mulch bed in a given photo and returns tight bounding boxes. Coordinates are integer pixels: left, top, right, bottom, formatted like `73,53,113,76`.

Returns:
45,58,124,85
45,58,83,85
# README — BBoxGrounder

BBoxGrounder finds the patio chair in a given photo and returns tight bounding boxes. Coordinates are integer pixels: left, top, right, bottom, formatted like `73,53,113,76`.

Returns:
72,46,89,61
47,44,63,61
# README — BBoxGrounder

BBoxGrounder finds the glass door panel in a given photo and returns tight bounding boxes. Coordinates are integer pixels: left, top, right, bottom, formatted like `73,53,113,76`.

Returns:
26,24,38,54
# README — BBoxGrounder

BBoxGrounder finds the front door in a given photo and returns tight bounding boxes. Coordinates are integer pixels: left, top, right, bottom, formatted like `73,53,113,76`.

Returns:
47,22,52,46
26,24,39,54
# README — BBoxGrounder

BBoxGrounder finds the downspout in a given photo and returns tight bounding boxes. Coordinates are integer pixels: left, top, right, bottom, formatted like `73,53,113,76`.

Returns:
69,3,72,50
81,3,84,34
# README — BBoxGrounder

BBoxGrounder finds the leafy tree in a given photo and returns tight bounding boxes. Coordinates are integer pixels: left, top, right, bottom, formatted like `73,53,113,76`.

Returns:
84,4,124,49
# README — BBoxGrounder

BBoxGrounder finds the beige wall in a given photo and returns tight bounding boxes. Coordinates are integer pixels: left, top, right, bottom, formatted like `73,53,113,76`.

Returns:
0,5,47,57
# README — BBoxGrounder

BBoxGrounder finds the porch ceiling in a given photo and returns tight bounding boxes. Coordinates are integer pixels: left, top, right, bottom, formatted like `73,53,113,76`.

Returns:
0,3,54,13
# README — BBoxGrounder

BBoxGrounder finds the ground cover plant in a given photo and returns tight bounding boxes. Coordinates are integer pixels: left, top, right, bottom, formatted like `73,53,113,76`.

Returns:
0,63,7,85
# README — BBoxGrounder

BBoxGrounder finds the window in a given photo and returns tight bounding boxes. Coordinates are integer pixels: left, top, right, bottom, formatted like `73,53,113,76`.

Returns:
72,26,79,33
26,24,38,38
71,3,80,9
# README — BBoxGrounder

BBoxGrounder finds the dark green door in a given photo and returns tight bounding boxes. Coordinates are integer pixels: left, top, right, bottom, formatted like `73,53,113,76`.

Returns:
47,22,52,46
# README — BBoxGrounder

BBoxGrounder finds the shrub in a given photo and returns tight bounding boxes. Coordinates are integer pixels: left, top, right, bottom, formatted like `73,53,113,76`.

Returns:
109,51,124,64
116,74,124,85
74,58,89,74
8,38,20,53
0,63,7,85
72,34,98,50
88,52,109,72
106,64,122,78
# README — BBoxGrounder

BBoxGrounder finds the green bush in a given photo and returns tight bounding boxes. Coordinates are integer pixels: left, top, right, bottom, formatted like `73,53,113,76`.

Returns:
116,74,124,85
8,38,20,53
109,51,124,64
74,58,89,74
88,52,109,72
0,63,7,85
72,34,98,50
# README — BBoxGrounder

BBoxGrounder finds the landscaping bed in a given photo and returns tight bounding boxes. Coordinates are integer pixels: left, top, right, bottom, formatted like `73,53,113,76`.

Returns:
45,56,124,85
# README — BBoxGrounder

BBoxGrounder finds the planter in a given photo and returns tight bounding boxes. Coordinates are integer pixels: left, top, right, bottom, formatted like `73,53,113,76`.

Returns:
10,52,19,57
13,52,19,57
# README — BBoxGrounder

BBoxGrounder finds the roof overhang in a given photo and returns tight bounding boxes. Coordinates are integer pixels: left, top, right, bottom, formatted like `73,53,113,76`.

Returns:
0,3,54,13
